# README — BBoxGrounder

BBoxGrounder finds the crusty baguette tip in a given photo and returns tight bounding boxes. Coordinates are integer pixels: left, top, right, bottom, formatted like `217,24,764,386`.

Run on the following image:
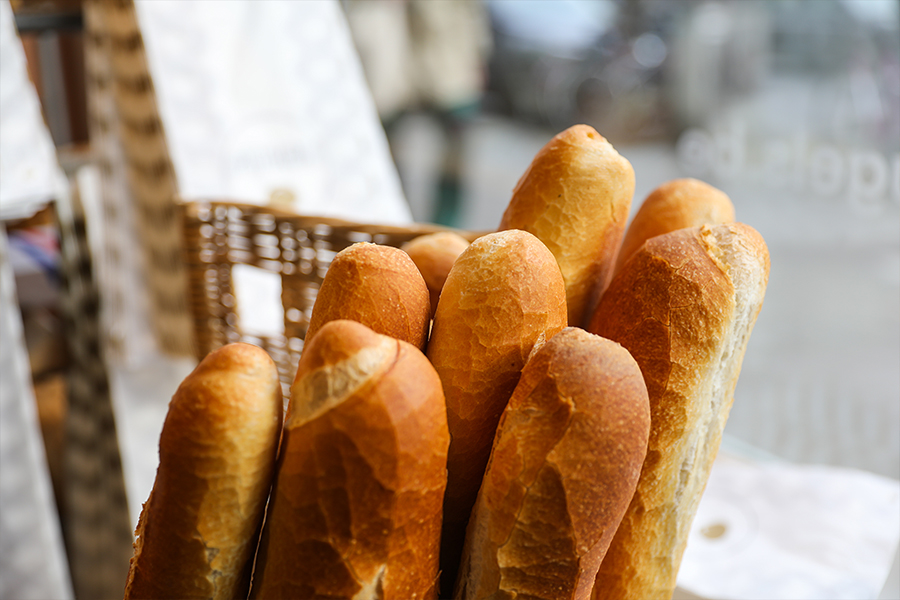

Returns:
589,223,769,600
250,320,449,600
124,343,283,600
455,327,651,600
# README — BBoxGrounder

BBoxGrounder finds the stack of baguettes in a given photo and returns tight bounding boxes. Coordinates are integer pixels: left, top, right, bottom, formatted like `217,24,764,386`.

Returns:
123,125,770,600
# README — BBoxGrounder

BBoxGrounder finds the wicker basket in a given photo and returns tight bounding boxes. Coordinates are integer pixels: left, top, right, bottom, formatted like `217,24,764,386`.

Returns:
181,200,479,395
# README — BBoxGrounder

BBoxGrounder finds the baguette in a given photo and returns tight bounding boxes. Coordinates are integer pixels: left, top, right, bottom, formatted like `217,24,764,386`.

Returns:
587,223,769,600
304,242,431,353
401,231,471,317
455,328,650,600
499,124,634,327
426,229,568,595
614,178,734,276
250,320,449,599
123,343,282,600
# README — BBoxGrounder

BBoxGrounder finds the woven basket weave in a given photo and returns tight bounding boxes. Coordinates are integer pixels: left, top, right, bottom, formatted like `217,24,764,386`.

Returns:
181,200,479,394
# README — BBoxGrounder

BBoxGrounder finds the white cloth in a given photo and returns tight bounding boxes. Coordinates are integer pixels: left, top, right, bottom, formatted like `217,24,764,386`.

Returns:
0,226,73,599
0,0,68,221
133,0,411,224
678,444,900,600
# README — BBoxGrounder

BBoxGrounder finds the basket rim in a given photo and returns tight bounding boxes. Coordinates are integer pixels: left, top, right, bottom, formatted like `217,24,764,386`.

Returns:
178,197,485,240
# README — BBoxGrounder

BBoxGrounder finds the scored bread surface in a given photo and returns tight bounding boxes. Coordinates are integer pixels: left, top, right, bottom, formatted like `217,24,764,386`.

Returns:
123,343,283,600
250,320,449,600
427,229,568,595
614,178,735,276
588,223,769,600
402,231,471,316
455,328,650,600
499,124,635,327
304,242,431,352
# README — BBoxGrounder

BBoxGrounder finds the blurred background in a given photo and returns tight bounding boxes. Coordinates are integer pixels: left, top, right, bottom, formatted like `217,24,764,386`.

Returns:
1,0,898,598
363,0,900,481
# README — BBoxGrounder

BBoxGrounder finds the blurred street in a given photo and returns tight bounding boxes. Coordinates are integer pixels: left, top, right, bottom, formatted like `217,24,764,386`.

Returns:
382,0,900,482
390,107,900,481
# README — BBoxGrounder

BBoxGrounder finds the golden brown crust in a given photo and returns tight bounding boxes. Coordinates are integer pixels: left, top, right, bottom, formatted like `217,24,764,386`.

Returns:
499,124,634,327
455,328,650,600
425,230,568,595
250,320,449,600
587,224,769,600
304,242,431,353
614,178,735,276
402,231,471,316
123,343,283,600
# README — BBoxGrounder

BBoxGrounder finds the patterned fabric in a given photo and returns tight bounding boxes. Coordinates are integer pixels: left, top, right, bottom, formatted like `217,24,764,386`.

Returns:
82,0,157,364
0,228,73,600
83,0,193,356
0,2,73,596
55,191,134,599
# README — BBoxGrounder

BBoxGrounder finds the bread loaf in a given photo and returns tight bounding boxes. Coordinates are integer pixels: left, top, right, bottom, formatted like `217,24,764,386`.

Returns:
426,229,568,595
587,223,769,600
304,242,431,353
401,231,471,316
123,343,283,600
614,178,734,276
455,328,650,600
499,124,634,327
249,320,449,599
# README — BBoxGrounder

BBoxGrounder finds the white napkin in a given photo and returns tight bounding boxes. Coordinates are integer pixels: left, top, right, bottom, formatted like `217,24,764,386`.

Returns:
0,235,73,599
0,0,68,221
134,0,410,224
677,447,900,600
